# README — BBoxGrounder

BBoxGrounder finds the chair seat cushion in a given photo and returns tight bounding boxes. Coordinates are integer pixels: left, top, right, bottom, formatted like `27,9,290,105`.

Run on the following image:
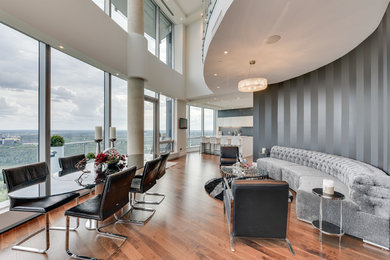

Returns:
130,178,142,193
10,192,79,214
65,195,102,220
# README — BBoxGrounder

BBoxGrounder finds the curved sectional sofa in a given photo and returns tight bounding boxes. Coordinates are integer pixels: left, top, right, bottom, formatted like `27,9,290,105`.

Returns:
257,146,390,250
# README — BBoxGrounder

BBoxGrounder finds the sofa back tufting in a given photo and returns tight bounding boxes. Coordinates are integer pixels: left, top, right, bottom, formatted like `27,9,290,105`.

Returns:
270,146,390,218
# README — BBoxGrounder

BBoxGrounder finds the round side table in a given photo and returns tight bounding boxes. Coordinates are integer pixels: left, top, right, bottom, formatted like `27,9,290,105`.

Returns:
312,188,345,243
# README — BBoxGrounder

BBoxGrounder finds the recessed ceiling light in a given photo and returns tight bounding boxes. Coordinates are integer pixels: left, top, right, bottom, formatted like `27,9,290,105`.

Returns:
214,73,218,76
224,51,228,54
59,45,64,49
217,86,220,89
200,12,203,16
265,35,281,44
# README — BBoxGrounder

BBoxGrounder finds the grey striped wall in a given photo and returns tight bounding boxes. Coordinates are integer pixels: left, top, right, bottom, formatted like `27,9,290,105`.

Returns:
253,5,390,174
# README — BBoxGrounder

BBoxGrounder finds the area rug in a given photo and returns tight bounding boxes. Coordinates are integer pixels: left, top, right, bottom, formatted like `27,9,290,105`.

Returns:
204,177,294,202
204,177,226,201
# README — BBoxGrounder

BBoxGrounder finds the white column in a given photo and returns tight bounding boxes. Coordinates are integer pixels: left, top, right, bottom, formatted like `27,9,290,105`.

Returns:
127,0,145,168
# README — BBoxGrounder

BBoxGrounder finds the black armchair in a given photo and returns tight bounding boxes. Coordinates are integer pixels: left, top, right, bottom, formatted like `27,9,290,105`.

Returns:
220,146,240,167
64,166,136,260
115,157,162,225
2,162,80,254
58,154,86,176
223,178,294,255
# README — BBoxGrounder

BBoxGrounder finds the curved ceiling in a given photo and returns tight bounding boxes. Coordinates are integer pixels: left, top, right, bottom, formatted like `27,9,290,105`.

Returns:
204,0,389,95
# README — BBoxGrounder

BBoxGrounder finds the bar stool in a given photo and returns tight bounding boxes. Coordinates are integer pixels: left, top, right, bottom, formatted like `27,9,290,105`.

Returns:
201,136,211,154
220,136,230,146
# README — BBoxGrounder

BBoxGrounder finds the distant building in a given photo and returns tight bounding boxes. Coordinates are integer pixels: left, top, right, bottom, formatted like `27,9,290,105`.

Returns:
0,137,20,145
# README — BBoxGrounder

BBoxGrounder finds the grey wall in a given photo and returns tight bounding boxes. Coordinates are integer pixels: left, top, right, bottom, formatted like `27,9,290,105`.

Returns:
218,108,253,117
253,5,390,174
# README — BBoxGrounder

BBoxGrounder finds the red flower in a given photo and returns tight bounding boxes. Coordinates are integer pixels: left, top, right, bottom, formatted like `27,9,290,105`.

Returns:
95,153,108,164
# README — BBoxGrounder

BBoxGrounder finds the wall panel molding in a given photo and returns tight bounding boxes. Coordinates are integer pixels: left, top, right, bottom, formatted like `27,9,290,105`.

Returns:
253,5,390,174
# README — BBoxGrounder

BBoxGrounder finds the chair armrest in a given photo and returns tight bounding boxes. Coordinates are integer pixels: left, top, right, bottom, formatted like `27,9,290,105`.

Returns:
223,177,233,201
223,178,234,235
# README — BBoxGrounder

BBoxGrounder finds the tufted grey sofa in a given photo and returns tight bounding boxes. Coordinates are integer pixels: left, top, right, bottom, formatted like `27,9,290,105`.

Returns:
257,146,390,250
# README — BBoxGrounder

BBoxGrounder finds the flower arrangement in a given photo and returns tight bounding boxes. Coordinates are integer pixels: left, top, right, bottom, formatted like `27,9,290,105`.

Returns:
94,148,127,176
95,148,125,165
239,162,253,169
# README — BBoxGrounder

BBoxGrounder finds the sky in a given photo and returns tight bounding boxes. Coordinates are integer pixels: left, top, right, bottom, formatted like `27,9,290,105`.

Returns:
0,14,199,134
0,22,154,131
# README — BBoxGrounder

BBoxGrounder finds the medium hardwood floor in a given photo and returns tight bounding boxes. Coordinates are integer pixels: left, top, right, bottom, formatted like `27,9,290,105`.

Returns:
0,153,389,259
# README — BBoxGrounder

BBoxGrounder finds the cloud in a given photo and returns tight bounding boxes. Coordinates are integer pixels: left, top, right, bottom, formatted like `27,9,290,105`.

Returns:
51,86,76,102
0,97,18,116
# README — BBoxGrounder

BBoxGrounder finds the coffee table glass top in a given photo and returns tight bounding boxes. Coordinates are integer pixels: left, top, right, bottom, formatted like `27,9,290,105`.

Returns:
221,162,265,178
312,188,345,200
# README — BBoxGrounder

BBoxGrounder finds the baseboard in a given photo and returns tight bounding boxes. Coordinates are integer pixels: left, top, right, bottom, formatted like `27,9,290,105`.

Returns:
297,217,311,224
363,240,390,251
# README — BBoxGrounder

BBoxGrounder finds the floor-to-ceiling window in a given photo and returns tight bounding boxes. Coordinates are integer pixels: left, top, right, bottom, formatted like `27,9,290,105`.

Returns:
159,13,173,66
144,99,155,160
187,106,216,148
187,106,202,147
143,0,174,67
144,0,157,55
0,23,39,206
203,108,215,136
51,48,104,173
111,76,127,155
159,94,174,153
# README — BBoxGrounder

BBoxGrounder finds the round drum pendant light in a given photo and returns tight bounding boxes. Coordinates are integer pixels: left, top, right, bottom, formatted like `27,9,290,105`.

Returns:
238,60,268,92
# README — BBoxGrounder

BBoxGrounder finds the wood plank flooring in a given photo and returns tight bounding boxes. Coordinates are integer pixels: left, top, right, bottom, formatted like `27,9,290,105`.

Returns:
0,153,389,259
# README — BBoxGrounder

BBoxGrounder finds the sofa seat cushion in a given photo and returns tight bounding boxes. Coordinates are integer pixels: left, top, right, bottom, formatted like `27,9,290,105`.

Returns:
280,165,329,191
257,158,297,180
270,146,390,218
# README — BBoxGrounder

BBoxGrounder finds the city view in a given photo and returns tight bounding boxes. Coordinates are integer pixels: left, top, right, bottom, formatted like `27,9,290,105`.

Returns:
0,129,156,202
0,128,204,202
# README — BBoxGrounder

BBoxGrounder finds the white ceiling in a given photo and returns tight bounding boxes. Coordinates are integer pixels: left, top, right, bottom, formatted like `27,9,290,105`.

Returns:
187,92,253,110
174,0,202,15
203,0,390,97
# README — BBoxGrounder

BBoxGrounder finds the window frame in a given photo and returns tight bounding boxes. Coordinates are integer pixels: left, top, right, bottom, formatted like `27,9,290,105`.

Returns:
186,105,216,148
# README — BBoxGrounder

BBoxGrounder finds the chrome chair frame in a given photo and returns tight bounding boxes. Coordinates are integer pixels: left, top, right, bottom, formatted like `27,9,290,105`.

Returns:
12,197,80,254
65,216,126,260
114,192,155,225
133,192,165,205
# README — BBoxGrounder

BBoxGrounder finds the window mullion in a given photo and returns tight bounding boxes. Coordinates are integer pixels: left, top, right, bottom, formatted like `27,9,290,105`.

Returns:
38,42,51,196
104,72,112,149
155,5,160,58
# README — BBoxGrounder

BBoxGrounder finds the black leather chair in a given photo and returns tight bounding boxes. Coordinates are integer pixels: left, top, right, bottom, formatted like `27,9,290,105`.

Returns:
223,178,294,255
220,146,240,167
157,152,170,180
115,157,162,225
58,154,86,176
65,166,136,260
2,162,80,254
139,152,171,203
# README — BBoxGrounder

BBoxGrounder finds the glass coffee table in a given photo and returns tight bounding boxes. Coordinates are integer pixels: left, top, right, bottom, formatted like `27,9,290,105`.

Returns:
221,162,268,179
